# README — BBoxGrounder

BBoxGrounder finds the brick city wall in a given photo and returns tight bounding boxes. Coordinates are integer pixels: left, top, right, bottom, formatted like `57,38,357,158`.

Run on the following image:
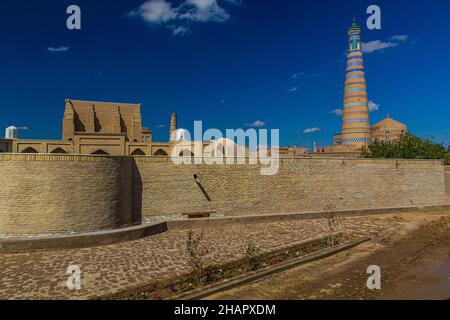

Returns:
0,155,446,236
134,157,447,218
0,154,134,235
445,167,450,195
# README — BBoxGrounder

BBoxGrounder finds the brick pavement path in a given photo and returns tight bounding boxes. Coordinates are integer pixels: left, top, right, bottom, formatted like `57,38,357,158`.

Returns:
0,214,412,299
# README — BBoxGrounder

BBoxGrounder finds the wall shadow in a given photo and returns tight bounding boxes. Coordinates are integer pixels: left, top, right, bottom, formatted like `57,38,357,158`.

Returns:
194,174,212,202
132,158,143,224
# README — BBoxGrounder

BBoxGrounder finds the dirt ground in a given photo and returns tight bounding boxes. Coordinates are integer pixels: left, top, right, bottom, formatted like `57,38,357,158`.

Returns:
205,212,450,300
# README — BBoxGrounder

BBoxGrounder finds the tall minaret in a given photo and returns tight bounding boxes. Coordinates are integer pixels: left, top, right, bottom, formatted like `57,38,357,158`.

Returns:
169,113,177,142
341,18,371,149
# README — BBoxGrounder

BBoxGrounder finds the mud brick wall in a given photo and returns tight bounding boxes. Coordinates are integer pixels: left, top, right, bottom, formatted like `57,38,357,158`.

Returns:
0,154,134,235
0,155,446,236
445,167,450,196
134,157,446,218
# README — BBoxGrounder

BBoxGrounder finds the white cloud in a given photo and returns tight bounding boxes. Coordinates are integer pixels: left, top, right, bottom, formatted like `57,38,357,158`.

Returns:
144,0,176,23
156,124,166,128
329,109,343,116
291,72,305,79
390,34,408,42
48,46,69,52
170,25,190,35
129,0,237,35
286,86,300,93
362,40,398,53
224,0,242,5
362,34,410,53
129,0,177,23
304,127,320,134
180,0,230,22
245,120,266,127
368,101,380,112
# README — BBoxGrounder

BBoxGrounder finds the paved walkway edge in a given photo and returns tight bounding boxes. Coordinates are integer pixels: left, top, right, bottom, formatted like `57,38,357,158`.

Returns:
1,203,449,253
0,222,168,253
174,236,372,300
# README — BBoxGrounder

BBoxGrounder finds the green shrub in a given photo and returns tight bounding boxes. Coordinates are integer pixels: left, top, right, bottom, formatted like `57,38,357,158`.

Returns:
362,134,448,162
186,230,208,286
244,241,259,271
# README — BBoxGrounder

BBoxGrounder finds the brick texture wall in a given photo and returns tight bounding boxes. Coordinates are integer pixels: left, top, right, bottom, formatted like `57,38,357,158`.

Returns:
0,154,134,235
445,167,450,196
0,155,446,236
134,157,447,218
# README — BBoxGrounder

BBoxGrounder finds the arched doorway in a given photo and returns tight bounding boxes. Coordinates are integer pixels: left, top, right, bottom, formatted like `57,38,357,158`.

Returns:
50,147,68,154
91,150,109,155
179,149,194,157
153,149,168,156
131,148,145,156
21,147,39,154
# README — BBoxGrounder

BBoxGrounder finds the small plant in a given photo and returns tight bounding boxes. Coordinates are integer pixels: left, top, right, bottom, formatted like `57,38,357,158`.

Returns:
323,202,339,247
140,291,149,299
176,277,186,292
204,266,218,283
244,240,259,271
186,229,209,286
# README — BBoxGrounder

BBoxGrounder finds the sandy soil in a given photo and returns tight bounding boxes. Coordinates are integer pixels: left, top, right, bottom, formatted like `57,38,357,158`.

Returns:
205,212,450,300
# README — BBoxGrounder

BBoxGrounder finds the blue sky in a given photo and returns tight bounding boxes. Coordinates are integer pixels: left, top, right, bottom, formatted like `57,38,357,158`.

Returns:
1,0,449,147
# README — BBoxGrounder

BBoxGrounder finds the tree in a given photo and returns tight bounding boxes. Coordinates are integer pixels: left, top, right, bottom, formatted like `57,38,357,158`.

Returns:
446,146,450,165
361,133,449,165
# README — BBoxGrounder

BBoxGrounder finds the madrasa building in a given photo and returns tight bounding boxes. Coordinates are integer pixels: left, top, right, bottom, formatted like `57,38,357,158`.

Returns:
0,99,254,157
1,99,173,156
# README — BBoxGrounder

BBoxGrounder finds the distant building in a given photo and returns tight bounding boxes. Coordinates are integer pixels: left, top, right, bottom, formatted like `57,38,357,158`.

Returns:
333,133,342,146
5,99,174,155
0,139,11,153
2,99,251,157
371,114,407,142
277,147,309,158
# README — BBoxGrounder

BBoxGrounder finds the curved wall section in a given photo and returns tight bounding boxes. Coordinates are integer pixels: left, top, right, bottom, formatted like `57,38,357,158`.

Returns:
0,154,134,236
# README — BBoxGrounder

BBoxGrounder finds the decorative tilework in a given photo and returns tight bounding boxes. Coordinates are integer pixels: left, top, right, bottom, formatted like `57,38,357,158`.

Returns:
346,68,365,73
344,102,368,108
347,62,363,67
345,87,366,93
342,138,370,143
343,119,369,124
346,74,365,79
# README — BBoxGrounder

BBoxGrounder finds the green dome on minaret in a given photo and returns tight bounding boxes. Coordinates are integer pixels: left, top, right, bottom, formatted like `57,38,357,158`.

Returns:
347,18,362,52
